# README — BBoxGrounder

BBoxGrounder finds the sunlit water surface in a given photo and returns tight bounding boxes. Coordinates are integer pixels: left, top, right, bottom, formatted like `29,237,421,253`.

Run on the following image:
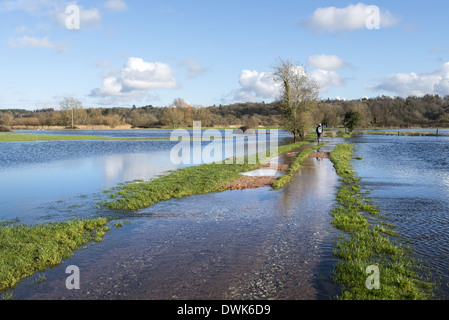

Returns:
352,134,449,299
3,131,343,300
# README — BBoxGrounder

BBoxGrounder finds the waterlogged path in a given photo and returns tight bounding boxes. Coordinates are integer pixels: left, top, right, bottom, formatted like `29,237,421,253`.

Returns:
10,141,343,300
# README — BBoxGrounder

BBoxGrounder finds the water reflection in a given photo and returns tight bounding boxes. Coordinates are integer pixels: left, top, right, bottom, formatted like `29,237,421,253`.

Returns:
0,135,290,223
102,152,179,187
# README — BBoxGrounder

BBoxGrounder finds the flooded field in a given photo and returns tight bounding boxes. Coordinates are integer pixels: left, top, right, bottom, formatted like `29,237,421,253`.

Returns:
4,134,342,300
352,134,449,299
3,129,448,300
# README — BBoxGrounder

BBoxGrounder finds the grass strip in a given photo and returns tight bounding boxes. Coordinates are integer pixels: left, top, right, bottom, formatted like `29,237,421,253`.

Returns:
0,133,172,142
0,218,109,291
329,143,433,300
271,143,325,190
102,141,310,211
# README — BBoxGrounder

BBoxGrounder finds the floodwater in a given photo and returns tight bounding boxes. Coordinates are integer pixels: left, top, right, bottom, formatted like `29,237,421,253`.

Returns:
2,131,343,300
351,134,449,299
0,130,287,224
0,139,183,223
4,129,449,300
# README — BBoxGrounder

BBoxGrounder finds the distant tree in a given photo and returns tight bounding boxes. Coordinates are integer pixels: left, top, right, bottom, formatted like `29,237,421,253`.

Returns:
273,58,320,141
59,97,84,129
103,114,124,128
161,107,185,128
344,110,362,133
130,109,159,128
0,113,13,126
191,107,213,127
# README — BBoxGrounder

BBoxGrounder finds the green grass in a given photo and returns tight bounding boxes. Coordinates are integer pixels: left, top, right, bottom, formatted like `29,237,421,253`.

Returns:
271,143,325,190
0,218,109,291
336,131,353,138
102,141,310,211
329,143,433,300
0,132,173,142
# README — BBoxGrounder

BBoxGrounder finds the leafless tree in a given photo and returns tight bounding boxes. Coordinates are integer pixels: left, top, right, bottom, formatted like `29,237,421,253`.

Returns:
272,58,320,141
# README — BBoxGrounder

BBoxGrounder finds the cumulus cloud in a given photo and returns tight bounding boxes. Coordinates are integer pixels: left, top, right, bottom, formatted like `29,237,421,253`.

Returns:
227,60,349,103
301,3,400,33
367,62,449,97
307,54,346,71
120,57,178,90
104,0,127,11
229,70,280,102
90,57,178,104
310,69,345,93
306,54,348,93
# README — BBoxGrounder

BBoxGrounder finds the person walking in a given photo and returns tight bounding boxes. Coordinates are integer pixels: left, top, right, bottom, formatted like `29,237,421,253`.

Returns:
316,123,323,145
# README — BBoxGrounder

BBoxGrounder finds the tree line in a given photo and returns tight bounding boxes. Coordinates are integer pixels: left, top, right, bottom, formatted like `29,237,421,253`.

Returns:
1,94,449,131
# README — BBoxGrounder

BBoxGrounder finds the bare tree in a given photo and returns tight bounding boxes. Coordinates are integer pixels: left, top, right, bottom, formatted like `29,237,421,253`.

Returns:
272,58,320,141
59,97,84,129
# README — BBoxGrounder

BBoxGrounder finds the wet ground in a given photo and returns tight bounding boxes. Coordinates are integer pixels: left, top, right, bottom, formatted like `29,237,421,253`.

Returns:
9,141,343,300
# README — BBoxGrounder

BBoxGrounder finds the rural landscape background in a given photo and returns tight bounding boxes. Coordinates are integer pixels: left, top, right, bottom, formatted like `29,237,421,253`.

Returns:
2,94,449,131
1,0,449,307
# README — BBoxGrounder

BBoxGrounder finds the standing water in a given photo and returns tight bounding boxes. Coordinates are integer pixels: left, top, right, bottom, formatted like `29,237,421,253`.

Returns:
7,137,343,300
352,134,449,299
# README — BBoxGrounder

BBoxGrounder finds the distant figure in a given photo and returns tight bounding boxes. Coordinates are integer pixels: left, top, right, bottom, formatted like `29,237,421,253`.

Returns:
316,123,323,144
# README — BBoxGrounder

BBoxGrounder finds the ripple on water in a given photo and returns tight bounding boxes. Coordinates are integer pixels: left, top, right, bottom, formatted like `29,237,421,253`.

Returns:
353,135,449,299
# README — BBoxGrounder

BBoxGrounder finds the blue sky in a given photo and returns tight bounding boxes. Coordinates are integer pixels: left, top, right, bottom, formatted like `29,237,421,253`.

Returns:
1,0,449,110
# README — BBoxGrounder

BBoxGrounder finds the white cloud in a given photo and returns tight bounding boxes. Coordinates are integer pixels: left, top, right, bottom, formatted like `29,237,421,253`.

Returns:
179,59,207,79
90,57,178,104
120,57,178,90
15,25,28,34
104,0,127,11
227,63,348,103
367,62,449,97
306,54,348,93
54,5,101,29
9,35,68,52
1,1,102,28
9,35,54,49
307,54,346,71
301,3,400,33
0,0,58,14
310,69,345,93
229,70,280,102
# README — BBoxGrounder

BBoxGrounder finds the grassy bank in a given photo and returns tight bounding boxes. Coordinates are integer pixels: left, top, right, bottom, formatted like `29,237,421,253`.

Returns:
329,143,433,300
0,133,172,142
102,141,310,211
0,218,109,292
